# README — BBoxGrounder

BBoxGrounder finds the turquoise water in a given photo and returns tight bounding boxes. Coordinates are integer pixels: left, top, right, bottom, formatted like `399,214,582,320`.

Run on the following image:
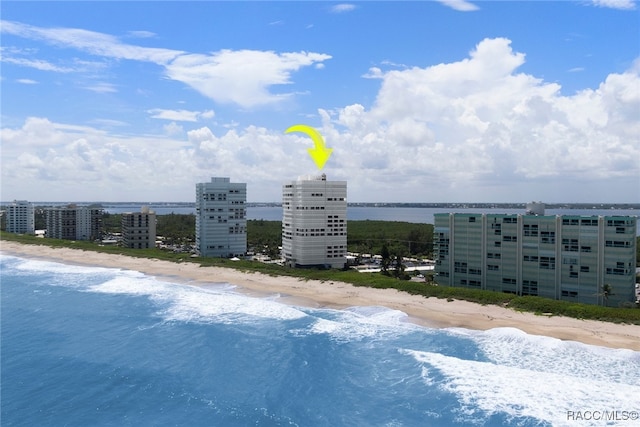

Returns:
2,254,639,426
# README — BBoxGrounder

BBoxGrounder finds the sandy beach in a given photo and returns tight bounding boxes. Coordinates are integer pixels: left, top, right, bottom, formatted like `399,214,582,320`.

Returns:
2,240,639,350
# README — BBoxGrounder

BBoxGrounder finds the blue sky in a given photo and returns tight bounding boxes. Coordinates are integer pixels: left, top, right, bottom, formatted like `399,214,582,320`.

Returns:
1,1,639,203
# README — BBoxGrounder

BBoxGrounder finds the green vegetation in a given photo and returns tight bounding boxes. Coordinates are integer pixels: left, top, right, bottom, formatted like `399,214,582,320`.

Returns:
101,212,121,234
157,214,196,245
245,219,434,259
247,219,281,258
2,230,638,325
347,220,433,257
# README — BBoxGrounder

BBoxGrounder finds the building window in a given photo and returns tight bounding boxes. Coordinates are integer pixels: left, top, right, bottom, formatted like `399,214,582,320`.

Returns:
454,261,467,273
539,257,556,270
522,280,538,296
540,231,555,244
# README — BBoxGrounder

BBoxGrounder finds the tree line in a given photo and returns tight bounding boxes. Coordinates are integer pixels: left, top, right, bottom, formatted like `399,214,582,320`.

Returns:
102,214,434,258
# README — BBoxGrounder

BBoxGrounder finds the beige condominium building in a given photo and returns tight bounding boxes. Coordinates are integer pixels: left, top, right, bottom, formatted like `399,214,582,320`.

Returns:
121,207,156,249
282,174,347,269
434,210,637,307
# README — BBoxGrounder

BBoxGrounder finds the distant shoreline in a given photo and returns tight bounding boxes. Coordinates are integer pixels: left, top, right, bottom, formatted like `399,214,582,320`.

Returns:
2,241,639,351
4,201,639,210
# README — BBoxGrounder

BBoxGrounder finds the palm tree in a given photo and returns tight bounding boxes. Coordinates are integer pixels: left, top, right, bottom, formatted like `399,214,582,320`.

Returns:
380,243,391,275
597,283,615,306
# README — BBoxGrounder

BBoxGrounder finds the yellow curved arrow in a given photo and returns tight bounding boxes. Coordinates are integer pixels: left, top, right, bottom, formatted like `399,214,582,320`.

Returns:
285,124,333,170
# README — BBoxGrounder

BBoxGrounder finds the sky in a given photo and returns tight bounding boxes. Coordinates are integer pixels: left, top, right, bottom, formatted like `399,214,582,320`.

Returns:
1,0,639,203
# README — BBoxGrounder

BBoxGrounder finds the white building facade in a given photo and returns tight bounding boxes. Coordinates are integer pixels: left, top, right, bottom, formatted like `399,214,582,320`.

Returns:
434,213,637,307
282,174,347,269
5,200,35,234
121,207,156,249
195,177,247,257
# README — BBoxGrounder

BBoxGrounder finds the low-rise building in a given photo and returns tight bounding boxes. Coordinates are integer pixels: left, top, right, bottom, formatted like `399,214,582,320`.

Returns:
121,207,156,249
434,212,637,307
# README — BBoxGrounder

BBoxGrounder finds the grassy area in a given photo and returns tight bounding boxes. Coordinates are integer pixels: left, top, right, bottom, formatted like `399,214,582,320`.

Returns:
2,231,639,325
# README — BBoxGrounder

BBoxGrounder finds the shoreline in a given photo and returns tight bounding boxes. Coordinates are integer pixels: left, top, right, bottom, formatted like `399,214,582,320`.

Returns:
2,241,639,350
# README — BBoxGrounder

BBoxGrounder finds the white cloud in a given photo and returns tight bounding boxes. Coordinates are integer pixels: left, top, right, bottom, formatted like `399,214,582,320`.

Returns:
165,50,331,108
90,118,128,127
330,4,357,13
1,38,638,202
148,108,215,122
591,0,637,10
322,37,639,201
0,20,182,64
1,117,198,200
126,30,157,38
2,56,75,72
83,82,117,93
362,67,384,79
16,78,38,84
163,122,184,136
1,20,332,108
437,0,480,12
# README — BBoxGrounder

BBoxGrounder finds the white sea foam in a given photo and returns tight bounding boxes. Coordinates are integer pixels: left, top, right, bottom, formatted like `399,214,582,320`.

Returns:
162,285,308,324
4,254,308,324
403,343,640,427
450,327,640,386
88,272,307,324
11,256,115,276
307,306,419,342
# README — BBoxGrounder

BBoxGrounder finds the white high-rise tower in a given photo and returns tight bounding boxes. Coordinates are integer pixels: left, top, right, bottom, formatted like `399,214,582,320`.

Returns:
282,174,347,268
196,177,247,257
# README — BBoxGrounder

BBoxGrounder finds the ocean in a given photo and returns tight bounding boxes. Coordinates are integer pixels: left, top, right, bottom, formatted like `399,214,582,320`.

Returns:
2,254,639,427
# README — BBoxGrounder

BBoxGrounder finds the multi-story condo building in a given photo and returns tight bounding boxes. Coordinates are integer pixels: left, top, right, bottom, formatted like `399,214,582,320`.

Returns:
195,177,247,257
433,212,637,307
282,174,347,269
121,207,156,249
76,206,103,241
5,200,35,234
45,205,103,240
